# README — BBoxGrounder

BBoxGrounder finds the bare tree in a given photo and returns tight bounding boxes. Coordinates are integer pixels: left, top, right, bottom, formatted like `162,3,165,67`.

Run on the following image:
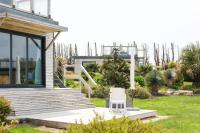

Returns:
166,46,170,63
75,43,78,56
68,44,73,64
154,43,160,66
171,43,175,61
161,44,165,69
87,42,90,56
95,42,98,56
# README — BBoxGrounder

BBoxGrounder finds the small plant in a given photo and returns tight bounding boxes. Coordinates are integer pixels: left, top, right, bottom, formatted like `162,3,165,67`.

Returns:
134,76,145,86
180,85,193,90
145,70,163,96
65,114,162,133
92,85,110,98
0,97,12,123
0,120,18,133
66,80,80,88
135,64,153,76
133,83,152,99
163,69,176,86
84,64,100,73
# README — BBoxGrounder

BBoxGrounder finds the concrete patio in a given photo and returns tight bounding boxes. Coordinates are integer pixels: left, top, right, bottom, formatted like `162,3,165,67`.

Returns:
17,107,157,128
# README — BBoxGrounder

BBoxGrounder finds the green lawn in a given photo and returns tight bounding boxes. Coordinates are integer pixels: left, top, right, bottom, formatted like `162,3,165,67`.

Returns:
91,96,200,133
9,125,50,133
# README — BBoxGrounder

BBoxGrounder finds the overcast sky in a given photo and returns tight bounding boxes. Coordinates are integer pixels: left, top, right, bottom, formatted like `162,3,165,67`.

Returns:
51,0,200,56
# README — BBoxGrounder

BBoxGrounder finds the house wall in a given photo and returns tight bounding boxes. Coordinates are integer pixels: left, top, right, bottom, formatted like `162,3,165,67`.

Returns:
45,33,54,89
74,58,103,74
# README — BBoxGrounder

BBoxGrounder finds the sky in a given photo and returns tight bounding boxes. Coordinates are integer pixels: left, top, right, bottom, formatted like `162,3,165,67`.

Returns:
51,0,200,57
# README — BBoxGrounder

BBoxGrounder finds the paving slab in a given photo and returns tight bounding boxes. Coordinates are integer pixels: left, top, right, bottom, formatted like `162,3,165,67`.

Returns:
14,107,157,128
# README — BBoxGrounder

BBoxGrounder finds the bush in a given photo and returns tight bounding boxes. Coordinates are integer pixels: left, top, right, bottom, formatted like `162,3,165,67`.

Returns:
134,87,152,99
193,89,200,94
167,62,177,69
0,124,8,133
128,83,151,99
84,64,100,73
65,115,162,133
135,64,153,77
163,69,176,86
0,120,18,133
66,80,80,88
92,85,110,98
93,72,103,84
0,97,11,123
180,85,193,90
100,48,130,89
145,70,163,96
134,76,145,86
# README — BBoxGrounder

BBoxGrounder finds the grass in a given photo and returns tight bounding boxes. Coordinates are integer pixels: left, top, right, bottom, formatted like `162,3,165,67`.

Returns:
91,96,200,133
183,81,192,86
9,125,50,133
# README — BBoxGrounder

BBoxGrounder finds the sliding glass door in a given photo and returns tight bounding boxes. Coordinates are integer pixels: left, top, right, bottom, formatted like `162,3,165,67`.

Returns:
12,35,27,84
0,29,44,87
28,38,42,85
0,32,10,84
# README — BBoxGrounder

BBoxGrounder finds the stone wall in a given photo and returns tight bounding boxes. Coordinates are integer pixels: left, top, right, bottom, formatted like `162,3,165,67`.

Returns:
45,33,54,89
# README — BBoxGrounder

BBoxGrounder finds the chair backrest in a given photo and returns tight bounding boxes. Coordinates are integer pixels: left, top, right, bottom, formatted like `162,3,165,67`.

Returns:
110,87,126,101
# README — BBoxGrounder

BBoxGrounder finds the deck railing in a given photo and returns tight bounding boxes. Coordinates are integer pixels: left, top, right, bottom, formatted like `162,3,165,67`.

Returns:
0,0,51,17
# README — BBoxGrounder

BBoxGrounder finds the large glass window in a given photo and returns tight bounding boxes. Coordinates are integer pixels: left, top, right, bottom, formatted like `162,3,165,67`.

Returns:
28,38,42,85
0,33,10,84
12,35,27,84
0,30,44,87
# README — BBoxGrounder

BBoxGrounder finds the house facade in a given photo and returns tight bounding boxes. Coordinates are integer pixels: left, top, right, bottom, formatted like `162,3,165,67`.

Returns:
0,0,67,88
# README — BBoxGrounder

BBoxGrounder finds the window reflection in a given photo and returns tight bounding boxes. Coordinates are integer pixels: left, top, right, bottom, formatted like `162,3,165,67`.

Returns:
0,32,10,84
12,35,27,84
28,38,42,84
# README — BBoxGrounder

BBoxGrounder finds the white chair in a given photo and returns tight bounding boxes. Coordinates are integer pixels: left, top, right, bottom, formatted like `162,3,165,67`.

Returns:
109,87,126,113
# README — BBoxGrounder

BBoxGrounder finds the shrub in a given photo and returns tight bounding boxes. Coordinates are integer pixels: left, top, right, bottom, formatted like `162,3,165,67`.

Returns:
163,69,176,86
134,76,145,86
181,43,200,87
193,89,200,94
135,64,153,76
66,80,80,88
134,85,151,99
167,62,177,69
0,120,18,133
0,97,11,123
145,70,163,96
92,85,110,98
84,64,100,73
65,115,162,133
93,72,103,84
0,124,8,133
180,85,193,90
100,48,130,89
169,84,180,90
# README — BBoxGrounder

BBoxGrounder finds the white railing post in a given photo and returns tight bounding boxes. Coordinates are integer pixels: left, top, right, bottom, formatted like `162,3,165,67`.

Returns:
63,65,66,86
30,0,34,13
11,0,15,8
47,0,51,18
88,87,91,99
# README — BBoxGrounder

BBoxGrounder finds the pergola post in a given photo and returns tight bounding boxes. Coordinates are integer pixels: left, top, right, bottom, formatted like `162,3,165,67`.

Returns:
130,45,135,106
